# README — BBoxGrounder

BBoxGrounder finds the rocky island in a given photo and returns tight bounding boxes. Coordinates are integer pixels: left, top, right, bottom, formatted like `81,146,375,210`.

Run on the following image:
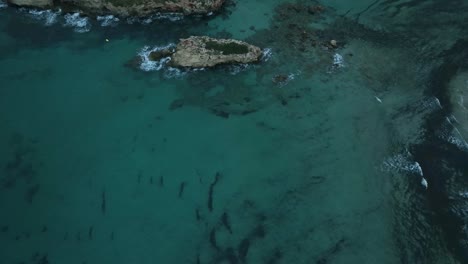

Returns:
6,0,225,16
168,36,263,68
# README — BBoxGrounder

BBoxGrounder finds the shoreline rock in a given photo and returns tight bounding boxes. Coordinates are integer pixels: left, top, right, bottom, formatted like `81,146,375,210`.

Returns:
7,0,225,16
7,0,52,8
167,36,263,68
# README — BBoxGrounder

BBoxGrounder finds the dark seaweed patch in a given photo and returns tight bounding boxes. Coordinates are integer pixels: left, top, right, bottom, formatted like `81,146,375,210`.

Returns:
207,172,221,212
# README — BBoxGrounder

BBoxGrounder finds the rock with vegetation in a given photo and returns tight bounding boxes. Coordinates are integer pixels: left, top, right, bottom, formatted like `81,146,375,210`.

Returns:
66,0,225,16
169,36,263,68
7,0,52,8
7,0,225,16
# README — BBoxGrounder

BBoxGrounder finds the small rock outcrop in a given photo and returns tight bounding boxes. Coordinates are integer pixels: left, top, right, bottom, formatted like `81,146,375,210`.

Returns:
7,0,225,16
169,36,263,68
7,0,52,8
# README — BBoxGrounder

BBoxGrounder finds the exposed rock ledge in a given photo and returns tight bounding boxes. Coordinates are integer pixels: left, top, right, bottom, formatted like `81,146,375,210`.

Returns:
153,36,263,68
6,0,225,16
7,0,52,8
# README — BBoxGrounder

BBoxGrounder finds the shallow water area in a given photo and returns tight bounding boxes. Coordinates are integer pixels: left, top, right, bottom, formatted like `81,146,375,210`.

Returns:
1,1,468,264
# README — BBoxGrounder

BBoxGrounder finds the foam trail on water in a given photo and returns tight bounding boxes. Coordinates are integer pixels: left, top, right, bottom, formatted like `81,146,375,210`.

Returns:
64,13,91,33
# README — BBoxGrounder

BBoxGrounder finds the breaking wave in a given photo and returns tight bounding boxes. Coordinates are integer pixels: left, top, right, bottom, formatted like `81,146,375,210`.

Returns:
14,7,185,32
137,45,206,79
64,13,91,33
138,45,175,72
421,96,443,111
21,8,61,26
97,15,120,27
137,45,192,78
437,117,468,151
382,150,424,176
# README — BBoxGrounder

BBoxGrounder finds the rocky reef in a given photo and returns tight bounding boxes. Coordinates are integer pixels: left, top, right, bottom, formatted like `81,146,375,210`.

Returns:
166,36,263,68
7,0,52,8
6,0,225,16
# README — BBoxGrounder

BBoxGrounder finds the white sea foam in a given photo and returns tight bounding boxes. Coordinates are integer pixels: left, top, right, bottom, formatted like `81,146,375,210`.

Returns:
127,12,184,24
448,115,460,124
228,64,249,75
447,134,468,151
421,177,428,189
459,95,467,111
164,66,188,78
438,117,468,151
0,0,7,9
382,151,424,176
64,13,91,33
23,8,61,26
276,71,301,87
138,45,175,72
333,53,345,68
152,12,184,22
97,15,120,27
418,96,443,112
225,48,272,75
261,48,273,62
137,45,212,78
422,96,442,110
164,65,207,78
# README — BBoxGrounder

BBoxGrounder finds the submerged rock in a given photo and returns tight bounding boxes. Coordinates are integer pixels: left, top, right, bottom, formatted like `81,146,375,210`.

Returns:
7,0,225,16
169,36,263,68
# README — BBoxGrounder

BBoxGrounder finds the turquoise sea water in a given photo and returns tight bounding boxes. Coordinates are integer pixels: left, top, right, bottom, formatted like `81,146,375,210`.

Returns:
1,1,468,263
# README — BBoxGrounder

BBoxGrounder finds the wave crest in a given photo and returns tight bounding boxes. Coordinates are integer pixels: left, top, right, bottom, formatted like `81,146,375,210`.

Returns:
382,150,424,176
